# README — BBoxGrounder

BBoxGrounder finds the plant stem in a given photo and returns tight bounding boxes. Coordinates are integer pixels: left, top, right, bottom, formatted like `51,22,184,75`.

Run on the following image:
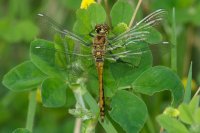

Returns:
146,117,156,133
104,0,111,27
171,8,177,72
183,62,192,103
26,90,37,132
83,92,118,133
97,0,102,4
129,0,142,28
74,118,82,133
73,88,85,133
193,86,200,97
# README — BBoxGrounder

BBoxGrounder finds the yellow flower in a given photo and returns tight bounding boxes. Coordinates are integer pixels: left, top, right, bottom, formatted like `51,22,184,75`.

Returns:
36,88,42,103
80,0,96,9
182,77,197,91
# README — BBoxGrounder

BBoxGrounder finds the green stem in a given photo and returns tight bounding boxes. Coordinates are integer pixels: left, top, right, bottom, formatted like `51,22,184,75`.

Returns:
171,8,177,72
146,117,156,133
26,90,37,132
104,0,112,27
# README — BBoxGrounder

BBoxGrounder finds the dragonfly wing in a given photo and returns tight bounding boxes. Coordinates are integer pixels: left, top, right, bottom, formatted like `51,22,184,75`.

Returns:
31,36,94,77
37,13,91,47
105,42,151,67
108,9,166,49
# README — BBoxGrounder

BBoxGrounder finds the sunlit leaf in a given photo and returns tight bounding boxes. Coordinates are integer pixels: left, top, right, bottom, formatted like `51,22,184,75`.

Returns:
110,0,134,26
157,114,189,133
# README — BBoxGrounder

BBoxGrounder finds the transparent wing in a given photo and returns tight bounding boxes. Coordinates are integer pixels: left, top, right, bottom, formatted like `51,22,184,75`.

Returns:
36,14,95,75
37,13,91,47
108,9,166,50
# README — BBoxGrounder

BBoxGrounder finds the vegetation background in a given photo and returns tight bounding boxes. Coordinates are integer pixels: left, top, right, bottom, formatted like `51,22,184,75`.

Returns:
0,0,199,133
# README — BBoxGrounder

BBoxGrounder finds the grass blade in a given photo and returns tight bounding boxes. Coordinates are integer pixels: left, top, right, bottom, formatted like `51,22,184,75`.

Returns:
171,8,177,72
183,62,192,103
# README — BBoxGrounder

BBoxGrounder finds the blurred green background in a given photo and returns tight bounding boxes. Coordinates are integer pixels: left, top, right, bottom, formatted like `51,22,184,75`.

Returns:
0,0,199,132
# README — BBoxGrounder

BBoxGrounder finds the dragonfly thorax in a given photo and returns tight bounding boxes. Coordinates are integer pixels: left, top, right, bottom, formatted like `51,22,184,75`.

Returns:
95,24,109,35
93,33,107,62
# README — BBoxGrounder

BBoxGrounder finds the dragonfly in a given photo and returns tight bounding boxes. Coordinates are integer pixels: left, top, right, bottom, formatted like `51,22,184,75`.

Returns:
36,9,166,122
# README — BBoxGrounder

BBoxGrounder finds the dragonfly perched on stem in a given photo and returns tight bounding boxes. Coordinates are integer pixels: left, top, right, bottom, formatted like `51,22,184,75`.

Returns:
35,9,166,122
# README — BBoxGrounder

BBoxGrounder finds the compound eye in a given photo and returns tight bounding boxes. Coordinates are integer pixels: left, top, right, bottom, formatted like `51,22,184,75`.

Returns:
96,27,101,33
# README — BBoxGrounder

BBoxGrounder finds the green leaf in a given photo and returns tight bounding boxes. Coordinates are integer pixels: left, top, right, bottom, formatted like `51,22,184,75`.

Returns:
109,90,148,133
73,3,106,34
178,104,194,124
178,96,200,124
73,9,92,34
189,95,199,113
30,39,66,78
157,114,189,133
132,66,184,106
146,27,163,44
41,77,67,107
2,61,46,91
110,0,134,26
88,3,106,27
194,108,200,123
61,0,82,9
12,128,31,133
183,62,192,103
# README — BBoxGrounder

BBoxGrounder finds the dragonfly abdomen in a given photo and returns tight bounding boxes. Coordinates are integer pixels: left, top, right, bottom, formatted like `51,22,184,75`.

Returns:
93,34,107,121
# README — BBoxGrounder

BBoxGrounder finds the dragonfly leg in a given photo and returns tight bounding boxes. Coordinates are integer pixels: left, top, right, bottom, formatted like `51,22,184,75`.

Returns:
89,30,95,37
116,58,137,68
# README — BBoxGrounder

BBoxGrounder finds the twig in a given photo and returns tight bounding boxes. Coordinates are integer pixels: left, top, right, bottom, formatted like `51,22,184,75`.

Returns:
104,0,111,27
72,88,86,133
74,118,82,133
193,87,200,97
97,0,102,4
129,0,143,28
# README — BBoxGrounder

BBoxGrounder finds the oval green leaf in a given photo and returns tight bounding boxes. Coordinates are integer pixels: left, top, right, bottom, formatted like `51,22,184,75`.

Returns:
88,3,106,27
110,0,134,26
73,3,106,34
109,90,148,133
41,77,67,107
132,66,184,106
146,27,163,44
73,9,92,34
2,61,46,91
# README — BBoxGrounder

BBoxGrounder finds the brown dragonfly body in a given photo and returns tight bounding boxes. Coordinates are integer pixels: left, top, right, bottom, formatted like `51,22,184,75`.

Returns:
92,24,109,121
37,9,166,123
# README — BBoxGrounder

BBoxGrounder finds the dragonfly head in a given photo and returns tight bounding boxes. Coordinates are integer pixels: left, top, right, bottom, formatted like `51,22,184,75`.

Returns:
95,24,109,35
